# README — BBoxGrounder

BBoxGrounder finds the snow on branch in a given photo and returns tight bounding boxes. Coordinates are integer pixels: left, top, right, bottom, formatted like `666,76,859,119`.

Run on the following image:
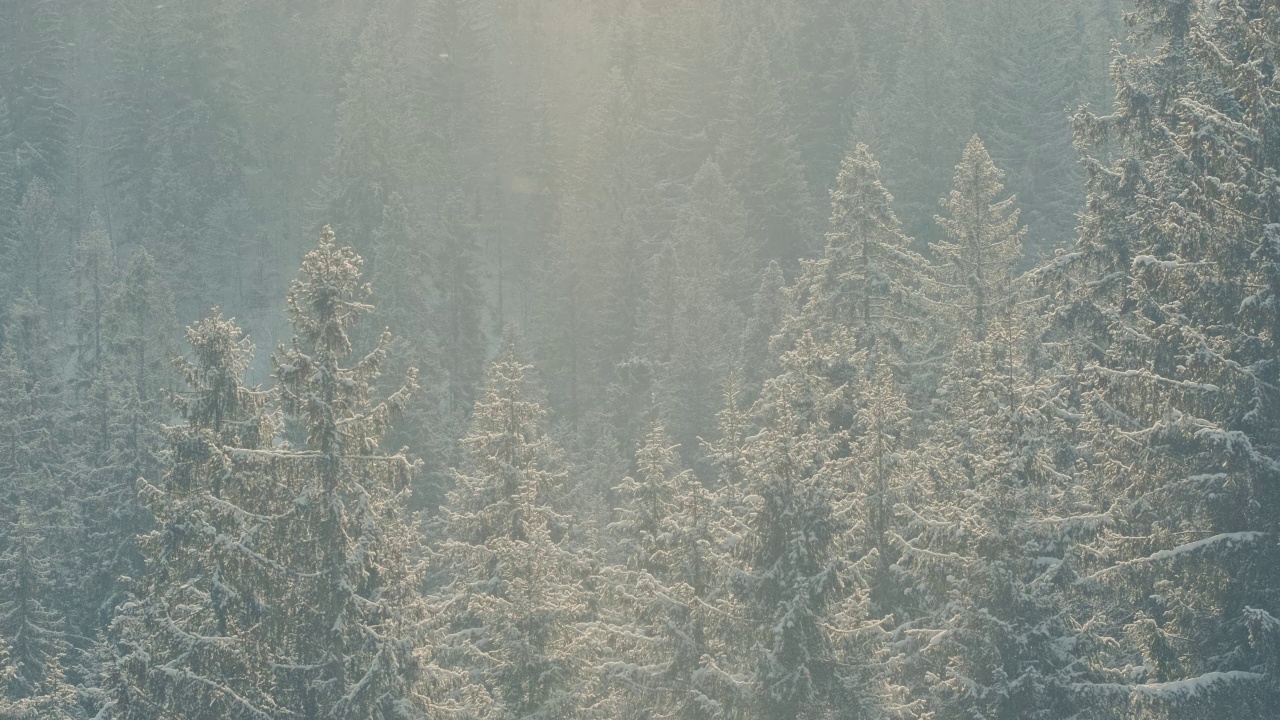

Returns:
1087,532,1266,581
1075,670,1264,703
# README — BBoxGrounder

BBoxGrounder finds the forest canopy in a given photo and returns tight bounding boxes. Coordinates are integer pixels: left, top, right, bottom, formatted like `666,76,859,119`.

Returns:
1,0,1278,719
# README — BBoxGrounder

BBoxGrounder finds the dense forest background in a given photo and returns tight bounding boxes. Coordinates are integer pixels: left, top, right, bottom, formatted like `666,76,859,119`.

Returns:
2,0,1279,718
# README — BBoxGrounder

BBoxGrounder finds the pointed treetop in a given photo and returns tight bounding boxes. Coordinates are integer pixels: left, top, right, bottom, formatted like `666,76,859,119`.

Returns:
286,225,373,358
828,143,909,251
931,135,1026,339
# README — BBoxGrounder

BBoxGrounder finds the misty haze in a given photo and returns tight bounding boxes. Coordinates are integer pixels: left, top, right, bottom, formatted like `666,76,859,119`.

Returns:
0,1,1276,719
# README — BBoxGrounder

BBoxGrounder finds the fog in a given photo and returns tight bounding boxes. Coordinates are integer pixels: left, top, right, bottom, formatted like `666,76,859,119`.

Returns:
1,1,1276,718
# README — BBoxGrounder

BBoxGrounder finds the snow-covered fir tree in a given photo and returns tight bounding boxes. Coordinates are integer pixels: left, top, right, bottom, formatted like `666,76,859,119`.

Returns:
0,505,78,719
738,262,790,401
104,310,281,720
734,332,849,720
789,144,927,355
0,297,67,517
929,135,1025,343
599,422,747,720
1048,0,1280,714
888,310,1098,720
265,226,431,719
433,337,593,719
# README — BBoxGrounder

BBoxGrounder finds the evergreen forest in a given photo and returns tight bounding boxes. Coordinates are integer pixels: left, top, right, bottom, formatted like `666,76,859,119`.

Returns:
1,0,1278,718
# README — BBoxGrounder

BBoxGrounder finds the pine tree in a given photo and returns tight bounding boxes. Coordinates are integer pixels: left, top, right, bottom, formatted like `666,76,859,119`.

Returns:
0,639,19,718
790,144,928,355
970,0,1089,255
9,179,64,318
107,311,282,720
97,234,449,719
67,245,174,639
842,356,914,624
610,423,686,576
267,225,429,719
538,66,653,424
0,506,78,719
626,0,730,223
701,369,753,512
858,2,973,246
1048,0,1280,713
888,311,1096,720
2,291,59,384
416,0,498,219
822,353,919,720
641,160,748,456
326,6,422,241
70,212,116,394
68,364,141,635
431,189,487,417
930,136,1025,342
101,248,176,521
735,333,847,720
788,0,861,203
0,302,61,514
366,193,457,512
0,97,16,261
367,193,431,349
109,248,176,406
601,422,745,720
364,184,486,498
0,0,73,189
738,261,790,399
101,0,251,315
433,339,592,719
677,159,756,310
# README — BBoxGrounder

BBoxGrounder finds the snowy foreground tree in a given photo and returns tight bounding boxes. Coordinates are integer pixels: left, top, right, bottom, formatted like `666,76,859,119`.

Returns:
431,337,592,719
1041,0,1280,715
266,226,432,719
735,333,848,720
99,228,448,720
597,421,746,720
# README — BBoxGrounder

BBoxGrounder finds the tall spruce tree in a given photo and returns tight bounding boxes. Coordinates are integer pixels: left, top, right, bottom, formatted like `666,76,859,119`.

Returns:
266,226,429,719
889,311,1098,720
790,144,927,355
106,311,281,720
1050,0,1280,713
0,506,77,719
734,333,848,720
930,136,1026,342
433,339,593,719
600,422,745,720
